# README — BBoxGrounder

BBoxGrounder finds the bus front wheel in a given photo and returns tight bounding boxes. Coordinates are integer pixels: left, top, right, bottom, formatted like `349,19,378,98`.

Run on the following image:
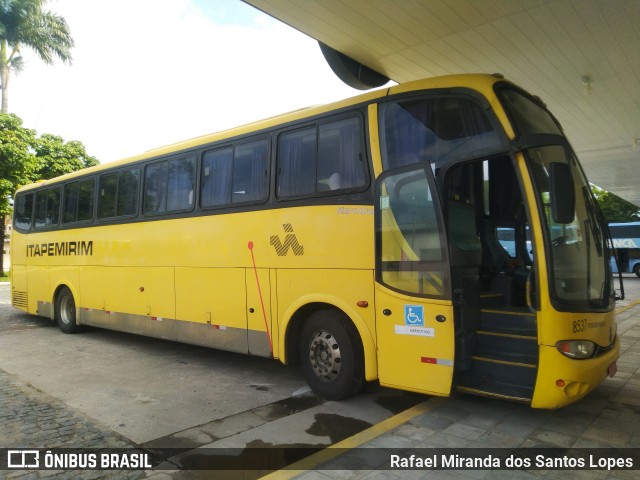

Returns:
299,310,364,400
634,264,640,278
55,287,82,334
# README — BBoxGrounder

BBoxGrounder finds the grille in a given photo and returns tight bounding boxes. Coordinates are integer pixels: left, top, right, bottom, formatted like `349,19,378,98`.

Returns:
12,291,28,308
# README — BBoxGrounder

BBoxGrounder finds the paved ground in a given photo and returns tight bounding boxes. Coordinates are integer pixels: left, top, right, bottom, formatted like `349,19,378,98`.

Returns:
0,322,309,444
1,275,639,479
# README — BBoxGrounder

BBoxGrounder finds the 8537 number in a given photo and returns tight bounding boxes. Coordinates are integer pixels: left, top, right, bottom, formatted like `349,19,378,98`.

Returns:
572,319,587,333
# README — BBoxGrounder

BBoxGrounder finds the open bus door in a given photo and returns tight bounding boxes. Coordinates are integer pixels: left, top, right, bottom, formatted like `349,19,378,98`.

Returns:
375,166,455,396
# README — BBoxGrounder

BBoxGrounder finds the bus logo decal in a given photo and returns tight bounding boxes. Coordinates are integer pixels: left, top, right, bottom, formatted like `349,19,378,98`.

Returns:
26,240,93,257
270,224,304,256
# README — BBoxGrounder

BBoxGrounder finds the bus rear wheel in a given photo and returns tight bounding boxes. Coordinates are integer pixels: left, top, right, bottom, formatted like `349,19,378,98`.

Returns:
55,287,82,334
299,310,364,400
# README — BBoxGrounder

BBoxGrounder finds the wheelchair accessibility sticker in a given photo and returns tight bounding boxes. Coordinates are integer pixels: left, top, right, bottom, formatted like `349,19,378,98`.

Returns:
395,305,434,337
404,305,424,326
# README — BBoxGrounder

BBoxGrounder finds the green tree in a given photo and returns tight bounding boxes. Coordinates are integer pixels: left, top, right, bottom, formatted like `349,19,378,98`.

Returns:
591,185,640,223
0,0,74,113
34,133,98,178
1,112,97,274
0,112,35,214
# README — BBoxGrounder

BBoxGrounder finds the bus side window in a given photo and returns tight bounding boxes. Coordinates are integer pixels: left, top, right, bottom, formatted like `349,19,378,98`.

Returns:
99,168,139,219
117,169,140,216
144,157,194,215
317,117,366,192
201,147,233,207
14,193,34,231
167,156,196,211
232,140,269,204
278,116,366,198
99,172,118,218
34,188,61,228
144,162,168,214
277,128,316,198
63,178,95,224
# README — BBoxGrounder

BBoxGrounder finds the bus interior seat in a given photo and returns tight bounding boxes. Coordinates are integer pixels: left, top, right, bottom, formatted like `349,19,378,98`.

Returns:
448,201,482,272
328,172,341,190
480,218,510,278
479,218,528,306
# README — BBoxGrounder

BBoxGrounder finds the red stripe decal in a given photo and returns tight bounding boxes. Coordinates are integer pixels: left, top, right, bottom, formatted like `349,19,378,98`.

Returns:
248,241,273,355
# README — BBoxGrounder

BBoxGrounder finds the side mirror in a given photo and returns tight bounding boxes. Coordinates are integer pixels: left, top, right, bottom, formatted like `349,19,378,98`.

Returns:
549,162,575,224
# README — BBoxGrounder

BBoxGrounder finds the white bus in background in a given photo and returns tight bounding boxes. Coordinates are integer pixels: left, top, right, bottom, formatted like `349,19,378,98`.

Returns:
609,222,640,277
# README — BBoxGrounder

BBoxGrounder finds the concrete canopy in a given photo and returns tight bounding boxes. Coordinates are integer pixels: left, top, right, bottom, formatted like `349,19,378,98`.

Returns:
245,0,640,206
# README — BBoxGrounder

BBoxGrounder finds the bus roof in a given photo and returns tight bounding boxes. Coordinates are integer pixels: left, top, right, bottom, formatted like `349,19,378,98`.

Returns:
16,73,507,193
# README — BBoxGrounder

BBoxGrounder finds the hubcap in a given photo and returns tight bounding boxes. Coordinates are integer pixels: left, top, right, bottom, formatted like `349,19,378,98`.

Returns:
308,329,341,382
60,296,75,325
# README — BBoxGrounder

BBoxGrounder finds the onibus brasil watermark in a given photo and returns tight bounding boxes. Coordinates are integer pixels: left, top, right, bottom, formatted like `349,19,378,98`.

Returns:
6,450,152,470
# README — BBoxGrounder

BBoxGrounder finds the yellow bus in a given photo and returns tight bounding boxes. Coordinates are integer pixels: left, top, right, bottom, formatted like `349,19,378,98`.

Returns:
10,74,619,409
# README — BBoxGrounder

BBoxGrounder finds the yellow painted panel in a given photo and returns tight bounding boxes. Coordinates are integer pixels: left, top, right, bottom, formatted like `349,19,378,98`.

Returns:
175,267,246,329
80,266,174,319
246,268,273,355
10,265,27,291
27,266,50,313
375,284,454,396
10,228,27,266
79,267,106,312
50,267,80,299
122,267,174,319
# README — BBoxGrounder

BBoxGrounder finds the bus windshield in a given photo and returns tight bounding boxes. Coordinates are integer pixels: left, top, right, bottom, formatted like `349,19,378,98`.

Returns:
499,87,611,310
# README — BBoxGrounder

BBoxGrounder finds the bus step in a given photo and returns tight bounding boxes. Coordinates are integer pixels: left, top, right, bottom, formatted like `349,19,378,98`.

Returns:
479,292,504,308
480,306,536,336
472,348,538,368
456,383,532,403
470,354,536,369
475,330,538,364
456,356,536,402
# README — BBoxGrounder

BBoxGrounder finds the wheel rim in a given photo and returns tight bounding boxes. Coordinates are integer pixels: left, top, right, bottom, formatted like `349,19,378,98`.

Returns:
308,329,342,382
60,295,75,325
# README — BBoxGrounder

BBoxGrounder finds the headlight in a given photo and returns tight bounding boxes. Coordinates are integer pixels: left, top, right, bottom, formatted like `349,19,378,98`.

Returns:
556,340,597,359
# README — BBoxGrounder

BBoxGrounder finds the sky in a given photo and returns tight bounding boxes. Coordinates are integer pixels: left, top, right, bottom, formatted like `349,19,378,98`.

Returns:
10,0,363,163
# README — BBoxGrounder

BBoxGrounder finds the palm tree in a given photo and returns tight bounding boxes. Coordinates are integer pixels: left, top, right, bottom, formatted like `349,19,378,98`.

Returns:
0,0,73,113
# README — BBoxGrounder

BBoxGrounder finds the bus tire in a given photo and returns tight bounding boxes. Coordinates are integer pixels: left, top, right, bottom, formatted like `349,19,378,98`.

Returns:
634,264,640,278
299,309,364,400
55,287,82,334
